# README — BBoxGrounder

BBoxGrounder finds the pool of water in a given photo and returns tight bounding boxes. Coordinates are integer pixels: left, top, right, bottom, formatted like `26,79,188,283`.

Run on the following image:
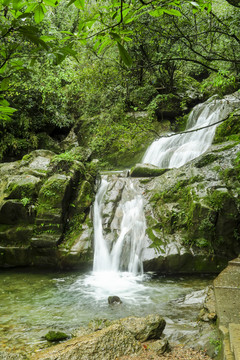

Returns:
0,268,214,357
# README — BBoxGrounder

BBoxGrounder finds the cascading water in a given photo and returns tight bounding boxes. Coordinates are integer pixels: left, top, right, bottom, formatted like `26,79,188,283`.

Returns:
142,94,240,168
87,93,240,299
85,175,147,300
93,177,146,274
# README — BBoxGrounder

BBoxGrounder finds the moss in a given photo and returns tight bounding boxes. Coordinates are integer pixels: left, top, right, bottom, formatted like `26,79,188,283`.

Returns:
130,164,168,178
195,154,220,168
44,331,69,342
205,189,231,211
37,174,70,216
214,113,240,144
6,181,39,200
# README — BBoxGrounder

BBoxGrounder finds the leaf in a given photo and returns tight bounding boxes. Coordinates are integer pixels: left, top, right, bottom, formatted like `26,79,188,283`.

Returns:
163,8,182,16
1,78,9,91
117,43,132,66
109,32,121,42
149,8,164,17
34,4,46,23
73,0,84,9
40,35,56,42
0,106,17,114
67,0,77,7
98,38,112,54
43,0,58,6
18,25,39,34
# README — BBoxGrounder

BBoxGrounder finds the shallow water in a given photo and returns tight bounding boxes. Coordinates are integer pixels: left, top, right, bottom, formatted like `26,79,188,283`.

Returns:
0,268,214,357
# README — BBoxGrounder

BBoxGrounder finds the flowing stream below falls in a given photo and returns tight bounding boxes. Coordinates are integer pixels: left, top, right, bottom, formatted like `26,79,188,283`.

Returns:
2,94,240,357
0,268,213,356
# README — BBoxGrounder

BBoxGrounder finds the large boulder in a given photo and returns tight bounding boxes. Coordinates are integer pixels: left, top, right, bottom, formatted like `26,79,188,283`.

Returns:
0,148,97,268
32,314,165,360
32,323,141,360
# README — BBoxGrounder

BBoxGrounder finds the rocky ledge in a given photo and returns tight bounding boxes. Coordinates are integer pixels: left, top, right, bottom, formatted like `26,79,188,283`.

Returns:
0,147,98,269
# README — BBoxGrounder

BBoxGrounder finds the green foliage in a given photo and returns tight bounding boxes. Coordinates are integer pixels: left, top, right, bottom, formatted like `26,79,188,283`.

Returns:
201,71,237,97
21,197,31,207
214,112,240,144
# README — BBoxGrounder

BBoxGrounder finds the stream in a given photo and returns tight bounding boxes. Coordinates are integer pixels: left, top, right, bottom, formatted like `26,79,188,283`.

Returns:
0,268,213,356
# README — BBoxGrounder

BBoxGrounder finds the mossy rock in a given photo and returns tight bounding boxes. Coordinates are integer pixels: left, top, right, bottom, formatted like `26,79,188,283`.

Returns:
0,225,34,246
44,330,69,342
195,153,220,168
0,200,30,224
130,164,168,177
5,175,41,200
37,174,71,216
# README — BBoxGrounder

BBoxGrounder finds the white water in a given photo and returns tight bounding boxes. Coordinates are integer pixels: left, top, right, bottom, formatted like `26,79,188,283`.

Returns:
93,177,146,275
88,94,240,298
87,176,147,296
142,95,238,168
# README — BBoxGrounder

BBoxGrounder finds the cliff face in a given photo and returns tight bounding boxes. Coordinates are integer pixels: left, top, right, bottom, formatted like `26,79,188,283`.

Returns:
140,141,240,273
0,147,98,269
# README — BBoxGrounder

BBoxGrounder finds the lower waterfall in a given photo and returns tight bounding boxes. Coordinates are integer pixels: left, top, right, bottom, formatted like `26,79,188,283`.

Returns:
93,176,146,274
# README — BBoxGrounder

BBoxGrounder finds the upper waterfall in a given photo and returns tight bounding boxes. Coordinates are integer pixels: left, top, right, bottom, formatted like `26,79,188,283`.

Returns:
142,94,240,168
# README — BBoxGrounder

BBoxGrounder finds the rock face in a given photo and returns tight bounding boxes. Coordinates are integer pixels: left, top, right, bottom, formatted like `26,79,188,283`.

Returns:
141,141,240,273
32,314,165,360
0,147,97,268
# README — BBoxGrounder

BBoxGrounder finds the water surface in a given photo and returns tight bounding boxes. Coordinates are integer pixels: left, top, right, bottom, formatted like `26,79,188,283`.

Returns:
0,268,213,357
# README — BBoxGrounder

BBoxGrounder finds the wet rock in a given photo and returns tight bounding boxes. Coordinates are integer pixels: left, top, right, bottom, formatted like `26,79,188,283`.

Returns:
199,286,217,322
142,142,240,272
108,295,122,304
130,163,168,177
118,314,166,342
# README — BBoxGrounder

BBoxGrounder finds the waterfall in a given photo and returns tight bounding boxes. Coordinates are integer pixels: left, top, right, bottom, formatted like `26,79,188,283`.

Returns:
93,176,146,275
142,95,240,168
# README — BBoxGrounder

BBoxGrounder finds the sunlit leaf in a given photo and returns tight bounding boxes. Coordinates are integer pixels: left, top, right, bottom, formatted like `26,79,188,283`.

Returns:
163,8,182,16
149,8,164,17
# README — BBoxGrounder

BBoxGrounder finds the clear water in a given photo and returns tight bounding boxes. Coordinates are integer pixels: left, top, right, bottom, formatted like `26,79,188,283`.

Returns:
0,268,212,356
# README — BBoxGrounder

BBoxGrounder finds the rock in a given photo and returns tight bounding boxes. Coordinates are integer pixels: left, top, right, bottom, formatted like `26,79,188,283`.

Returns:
147,338,170,355
108,296,122,304
0,148,97,268
44,330,69,342
130,163,168,177
118,314,166,342
142,142,240,272
199,286,217,322
32,323,141,360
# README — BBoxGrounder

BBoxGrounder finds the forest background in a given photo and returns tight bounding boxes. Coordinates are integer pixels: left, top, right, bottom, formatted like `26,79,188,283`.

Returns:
1,0,240,168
